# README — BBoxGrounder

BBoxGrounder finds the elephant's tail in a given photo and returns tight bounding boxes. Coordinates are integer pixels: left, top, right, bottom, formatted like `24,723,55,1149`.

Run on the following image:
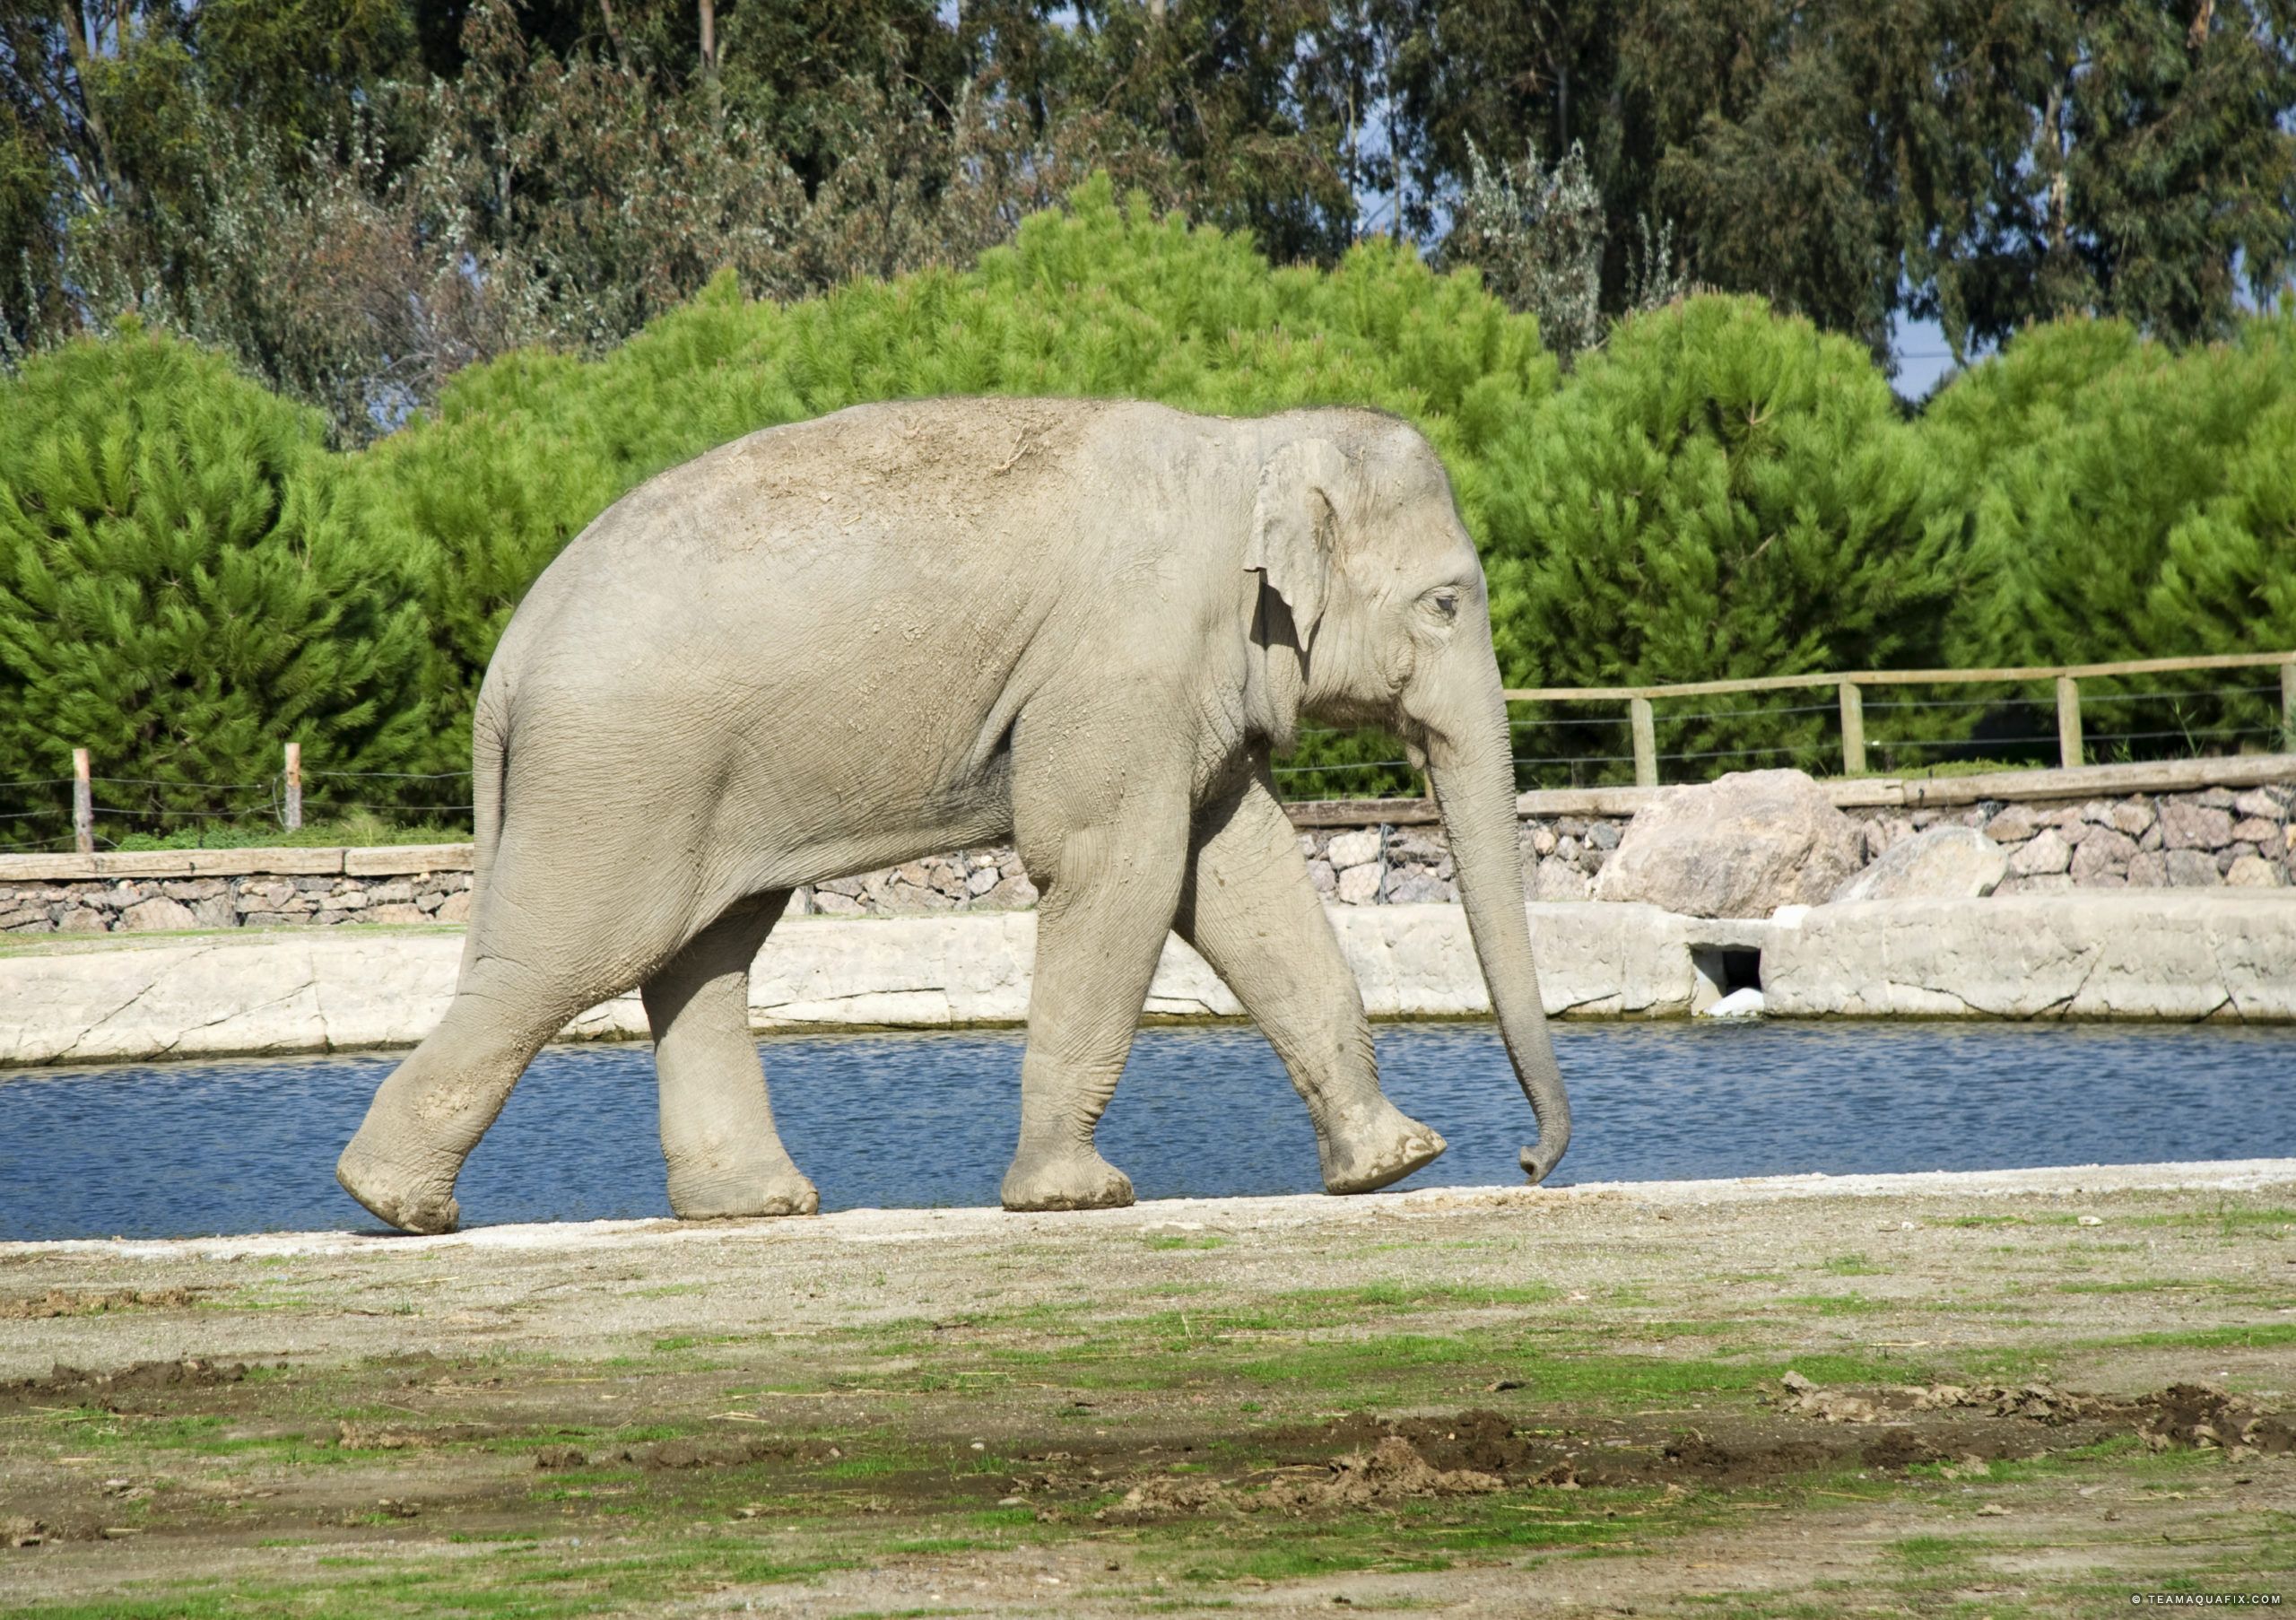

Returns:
459,673,511,975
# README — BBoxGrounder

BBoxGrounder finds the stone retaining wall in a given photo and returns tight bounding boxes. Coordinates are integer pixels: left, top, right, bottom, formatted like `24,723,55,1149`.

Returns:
6,893,2292,1067
2,772,2289,935
0,857,473,936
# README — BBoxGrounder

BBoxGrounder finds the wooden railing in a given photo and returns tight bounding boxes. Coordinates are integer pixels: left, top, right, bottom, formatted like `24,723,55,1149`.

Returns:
1504,651,2296,788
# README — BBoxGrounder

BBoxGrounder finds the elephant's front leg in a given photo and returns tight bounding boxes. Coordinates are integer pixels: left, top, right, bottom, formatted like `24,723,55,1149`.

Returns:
1176,768,1446,1193
1001,779,1194,1214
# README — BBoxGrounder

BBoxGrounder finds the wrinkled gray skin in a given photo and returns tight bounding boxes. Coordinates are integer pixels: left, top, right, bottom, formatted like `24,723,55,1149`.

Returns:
337,398,1570,1233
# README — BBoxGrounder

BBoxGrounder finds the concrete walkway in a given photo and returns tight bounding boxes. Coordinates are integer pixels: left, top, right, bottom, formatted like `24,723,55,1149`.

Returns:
7,1156,2292,1262
2,893,2292,1068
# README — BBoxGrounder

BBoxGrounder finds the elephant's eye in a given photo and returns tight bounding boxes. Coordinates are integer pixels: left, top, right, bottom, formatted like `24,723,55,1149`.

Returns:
1429,588,1460,621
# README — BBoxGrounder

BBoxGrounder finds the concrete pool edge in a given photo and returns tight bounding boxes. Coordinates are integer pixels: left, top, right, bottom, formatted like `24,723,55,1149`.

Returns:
8,1157,2292,1261
4,893,2294,1069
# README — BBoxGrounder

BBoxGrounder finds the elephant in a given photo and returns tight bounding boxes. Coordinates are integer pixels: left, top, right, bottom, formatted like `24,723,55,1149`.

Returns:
335,397,1571,1234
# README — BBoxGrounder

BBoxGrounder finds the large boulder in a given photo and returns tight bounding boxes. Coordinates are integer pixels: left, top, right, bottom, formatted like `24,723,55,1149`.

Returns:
1830,825,2007,903
1594,769,1862,918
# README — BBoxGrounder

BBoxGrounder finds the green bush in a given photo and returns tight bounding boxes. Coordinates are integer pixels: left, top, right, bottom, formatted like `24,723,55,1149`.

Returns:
1931,313,2296,758
356,178,1560,790
8,184,2292,839
0,326,428,847
1481,295,1963,783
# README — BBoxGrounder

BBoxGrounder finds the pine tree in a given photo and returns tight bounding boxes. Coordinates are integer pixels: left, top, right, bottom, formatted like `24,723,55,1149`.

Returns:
1481,294,1963,780
0,326,429,845
1930,311,2296,756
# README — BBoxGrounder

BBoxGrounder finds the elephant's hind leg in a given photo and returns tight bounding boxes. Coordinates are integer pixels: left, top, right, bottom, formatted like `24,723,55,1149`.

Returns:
643,893,818,1220
1177,769,1445,1194
336,949,608,1234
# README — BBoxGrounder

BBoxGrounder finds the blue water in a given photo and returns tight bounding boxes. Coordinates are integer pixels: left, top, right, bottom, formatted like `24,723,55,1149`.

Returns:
1,1020,2291,1241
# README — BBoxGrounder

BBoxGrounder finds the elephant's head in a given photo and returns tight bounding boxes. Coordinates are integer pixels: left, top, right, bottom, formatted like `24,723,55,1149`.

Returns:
1241,414,1571,1183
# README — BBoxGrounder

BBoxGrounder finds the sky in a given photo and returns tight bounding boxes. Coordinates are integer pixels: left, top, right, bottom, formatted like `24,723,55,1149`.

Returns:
1891,313,1963,403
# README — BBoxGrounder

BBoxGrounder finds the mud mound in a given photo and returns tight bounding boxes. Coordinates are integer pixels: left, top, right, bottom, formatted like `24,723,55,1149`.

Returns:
0,1357,273,1407
1778,1372,2293,1461
1267,1437,1504,1511
628,1435,839,1471
2133,1384,2294,1457
1094,1476,1228,1524
1653,1433,1846,1488
0,1288,202,1320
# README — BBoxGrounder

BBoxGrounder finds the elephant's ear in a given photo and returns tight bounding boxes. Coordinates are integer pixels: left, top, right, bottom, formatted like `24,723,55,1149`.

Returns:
1245,438,1348,641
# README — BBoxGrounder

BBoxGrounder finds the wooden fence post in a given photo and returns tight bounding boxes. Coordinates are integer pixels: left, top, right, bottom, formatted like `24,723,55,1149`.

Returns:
283,742,302,832
2056,675,2083,768
1629,697,1657,788
72,747,92,855
2283,659,2296,753
1838,681,1866,776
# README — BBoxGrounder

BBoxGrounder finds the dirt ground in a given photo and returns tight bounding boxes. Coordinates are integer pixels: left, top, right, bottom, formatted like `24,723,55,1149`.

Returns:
1,1165,2291,1618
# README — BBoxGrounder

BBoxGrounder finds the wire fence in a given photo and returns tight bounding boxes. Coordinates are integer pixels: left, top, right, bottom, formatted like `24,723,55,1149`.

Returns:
5,655,2293,847
0,755,475,855
1272,656,2296,801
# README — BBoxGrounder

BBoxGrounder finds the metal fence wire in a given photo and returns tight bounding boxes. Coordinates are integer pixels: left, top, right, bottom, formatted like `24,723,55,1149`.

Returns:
4,654,2292,841
1274,654,2296,799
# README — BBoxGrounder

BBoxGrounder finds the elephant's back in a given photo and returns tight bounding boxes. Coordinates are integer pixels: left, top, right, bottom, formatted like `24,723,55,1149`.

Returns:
596,396,1159,563
491,397,1189,715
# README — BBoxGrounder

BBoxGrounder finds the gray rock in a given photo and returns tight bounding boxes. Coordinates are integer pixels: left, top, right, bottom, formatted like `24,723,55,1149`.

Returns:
2163,849,2222,887
2160,801,2235,849
2231,817,2279,845
1587,821,1622,851
1387,873,1450,903
1326,830,1381,870
57,907,109,933
433,891,473,923
2126,850,2168,886
2196,787,2236,808
1335,863,1382,904
2068,825,2138,883
986,874,1039,910
1306,859,1336,894
1531,858,1591,902
966,866,1000,896
1982,805,2042,844
2224,854,2284,888
1593,769,1863,918
2109,797,2156,838
1524,823,1559,858
2006,826,2073,877
2232,788,2283,821
1830,826,2007,903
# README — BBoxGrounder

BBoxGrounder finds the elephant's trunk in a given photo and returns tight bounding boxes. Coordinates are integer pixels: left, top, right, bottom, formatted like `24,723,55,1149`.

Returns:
1427,692,1572,1184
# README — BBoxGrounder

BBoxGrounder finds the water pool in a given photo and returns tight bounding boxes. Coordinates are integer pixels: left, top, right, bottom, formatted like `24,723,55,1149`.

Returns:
2,1019,2290,1241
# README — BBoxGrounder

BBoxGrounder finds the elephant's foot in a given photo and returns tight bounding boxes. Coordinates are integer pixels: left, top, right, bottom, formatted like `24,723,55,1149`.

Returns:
667,1155,820,1221
1001,1147,1135,1213
335,1132,462,1235
1319,1102,1447,1195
